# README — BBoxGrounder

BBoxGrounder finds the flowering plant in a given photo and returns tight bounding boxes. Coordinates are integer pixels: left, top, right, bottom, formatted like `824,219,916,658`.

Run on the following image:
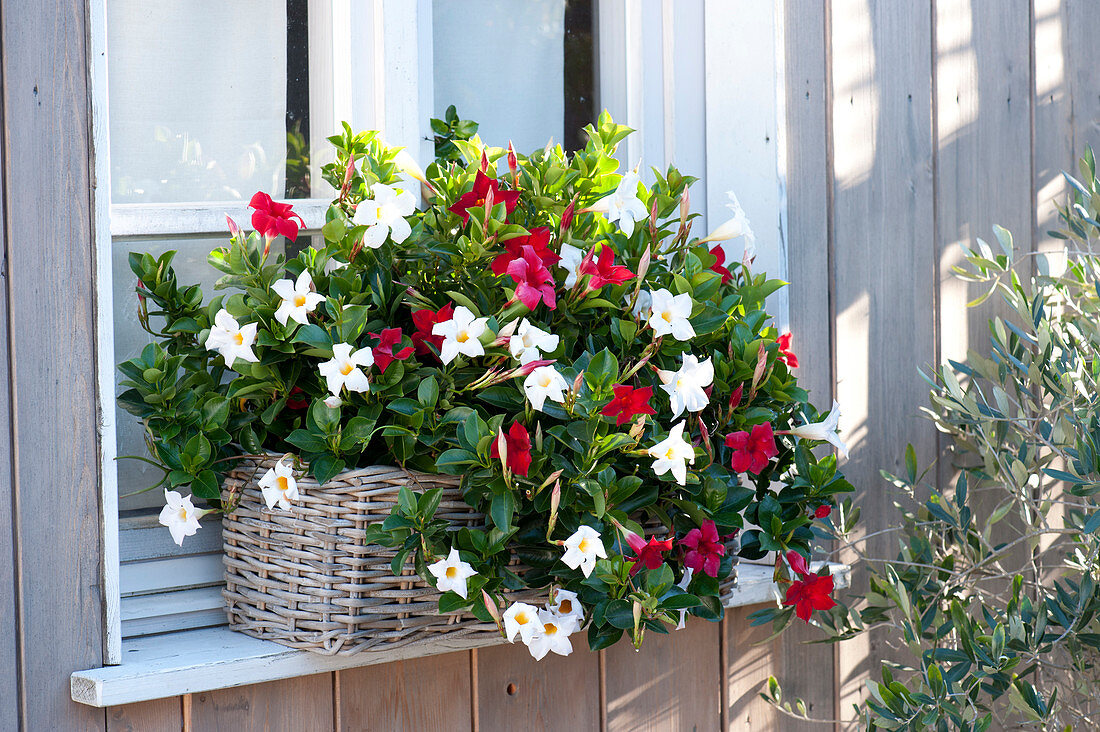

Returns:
119,112,851,657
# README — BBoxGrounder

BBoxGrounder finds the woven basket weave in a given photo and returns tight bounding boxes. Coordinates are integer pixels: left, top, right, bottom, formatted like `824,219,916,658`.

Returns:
222,456,509,656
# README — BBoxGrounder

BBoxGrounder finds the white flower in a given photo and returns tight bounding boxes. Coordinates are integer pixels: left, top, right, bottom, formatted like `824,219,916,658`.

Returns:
324,257,348,276
523,365,569,412
427,547,477,599
393,149,430,187
323,395,343,409
204,309,259,369
509,319,560,365
318,343,374,396
590,168,647,237
527,609,578,660
647,289,696,341
352,182,417,247
701,191,756,257
559,242,584,288
273,270,325,327
675,567,695,630
503,602,544,644
561,525,607,577
658,354,714,418
258,459,300,510
432,305,489,365
788,400,849,458
631,289,652,321
547,589,585,628
158,489,203,546
647,421,696,486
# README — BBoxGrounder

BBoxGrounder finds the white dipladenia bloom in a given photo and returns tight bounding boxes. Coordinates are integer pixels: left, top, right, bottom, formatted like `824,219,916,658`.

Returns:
427,547,477,599
432,305,489,364
508,319,560,365
318,343,374,396
523,365,569,412
324,257,348,276
503,602,544,644
527,609,578,660
631,289,652,321
158,489,204,546
647,288,696,341
561,525,607,577
323,395,343,409
559,242,584,288
658,354,714,417
590,168,647,237
675,567,695,630
701,191,756,260
353,182,417,248
788,400,849,458
647,421,696,486
204,309,259,369
273,270,325,327
258,459,300,510
547,588,585,628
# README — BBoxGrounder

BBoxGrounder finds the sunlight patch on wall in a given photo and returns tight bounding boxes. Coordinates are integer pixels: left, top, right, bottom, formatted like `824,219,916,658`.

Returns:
831,0,878,189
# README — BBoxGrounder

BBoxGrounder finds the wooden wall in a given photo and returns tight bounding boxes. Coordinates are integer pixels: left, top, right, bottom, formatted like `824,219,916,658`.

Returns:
8,0,1100,729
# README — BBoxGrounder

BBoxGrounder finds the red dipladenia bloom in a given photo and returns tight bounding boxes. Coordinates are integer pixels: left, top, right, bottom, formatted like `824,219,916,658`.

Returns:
448,171,521,224
249,192,305,242
490,227,559,275
490,421,532,477
624,531,673,577
286,386,309,410
411,303,455,358
369,328,414,374
600,384,656,426
777,332,799,368
784,573,836,621
709,245,733,284
578,246,635,291
506,246,557,311
815,505,832,519
725,423,779,474
680,519,726,577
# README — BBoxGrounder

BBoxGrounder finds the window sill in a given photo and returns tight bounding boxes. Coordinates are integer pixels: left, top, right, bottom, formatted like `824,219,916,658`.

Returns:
72,562,850,708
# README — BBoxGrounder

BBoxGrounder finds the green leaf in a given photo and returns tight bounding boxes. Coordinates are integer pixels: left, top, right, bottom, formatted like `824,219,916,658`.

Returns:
190,469,220,500
489,492,515,531
417,376,439,408
310,454,346,485
310,399,342,435
286,429,328,453
584,348,619,391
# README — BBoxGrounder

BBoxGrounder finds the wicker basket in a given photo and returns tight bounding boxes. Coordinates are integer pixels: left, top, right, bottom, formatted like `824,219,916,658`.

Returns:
222,456,509,656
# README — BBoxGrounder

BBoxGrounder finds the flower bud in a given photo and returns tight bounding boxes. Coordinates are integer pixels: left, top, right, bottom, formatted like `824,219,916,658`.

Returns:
546,480,561,538
324,395,343,409
507,141,518,185
480,149,490,173
679,188,690,226
225,215,241,239
636,245,652,284
571,370,584,394
728,383,744,411
481,589,505,636
560,197,576,233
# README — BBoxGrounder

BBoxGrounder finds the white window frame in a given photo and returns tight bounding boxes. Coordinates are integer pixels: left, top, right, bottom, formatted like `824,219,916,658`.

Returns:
77,0,793,703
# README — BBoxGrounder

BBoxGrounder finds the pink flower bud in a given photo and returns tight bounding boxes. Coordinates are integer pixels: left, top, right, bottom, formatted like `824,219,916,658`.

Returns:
561,197,577,232
225,215,241,238
480,150,490,173
729,383,744,411
507,141,518,184
679,188,690,225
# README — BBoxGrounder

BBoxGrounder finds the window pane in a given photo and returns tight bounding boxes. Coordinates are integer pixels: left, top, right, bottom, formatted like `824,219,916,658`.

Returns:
107,0,314,203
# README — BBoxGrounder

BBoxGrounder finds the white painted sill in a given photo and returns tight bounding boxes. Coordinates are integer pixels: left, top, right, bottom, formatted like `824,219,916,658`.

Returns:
71,562,850,708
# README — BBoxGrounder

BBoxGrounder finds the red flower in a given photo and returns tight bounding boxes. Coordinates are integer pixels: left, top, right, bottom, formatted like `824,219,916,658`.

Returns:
448,171,520,224
578,246,635,291
786,549,809,577
624,530,673,577
286,386,309,410
490,421,532,477
490,227,559,275
369,327,414,374
784,573,836,622
600,384,656,426
725,423,778,474
709,245,733,283
506,246,557,311
815,505,832,519
777,332,799,368
411,303,455,358
249,192,305,242
680,520,726,577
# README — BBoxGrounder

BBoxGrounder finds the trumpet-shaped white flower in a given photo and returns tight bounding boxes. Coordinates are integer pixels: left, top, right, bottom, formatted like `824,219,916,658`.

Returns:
631,289,652,321
393,149,430,187
503,602,544,644
318,343,374,396
547,588,585,628
561,525,607,577
527,609,578,660
647,421,696,486
509,319,560,364
324,257,348,276
523,365,569,412
590,168,647,237
204,309,259,369
658,354,714,417
273,270,325,326
353,182,417,247
647,289,696,341
258,459,300,510
675,567,695,630
158,489,204,546
788,400,849,458
701,191,756,257
427,547,477,599
432,305,489,364
559,242,584,288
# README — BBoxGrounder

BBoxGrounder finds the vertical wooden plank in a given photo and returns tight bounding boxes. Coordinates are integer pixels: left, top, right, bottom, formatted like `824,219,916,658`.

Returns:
2,0,106,728
190,674,334,731
830,0,936,720
726,605,785,729
476,642,600,731
603,619,721,732
107,698,183,732
337,652,472,731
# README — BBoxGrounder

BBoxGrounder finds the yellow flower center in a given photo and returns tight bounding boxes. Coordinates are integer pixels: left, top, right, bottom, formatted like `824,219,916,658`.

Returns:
376,205,385,219
516,611,530,625
665,448,676,460
294,295,307,307
457,330,470,343
558,599,573,615
446,566,458,579
676,378,685,389
539,374,552,387
578,538,591,553
276,476,290,493
661,310,673,323
340,362,354,376
544,622,559,636
177,507,188,521
233,332,244,345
